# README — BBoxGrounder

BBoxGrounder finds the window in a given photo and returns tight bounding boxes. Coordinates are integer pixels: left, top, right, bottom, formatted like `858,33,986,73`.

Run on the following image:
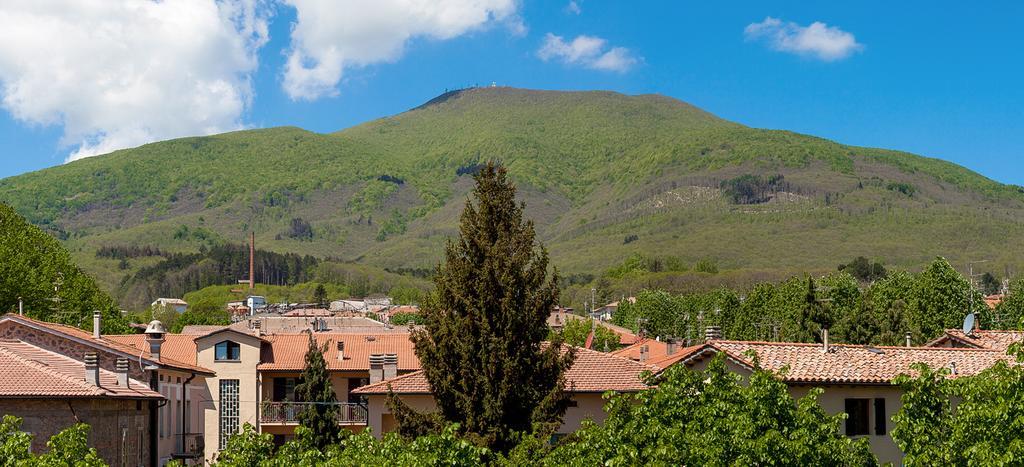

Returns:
215,341,241,361
219,379,240,450
845,398,870,436
874,398,887,435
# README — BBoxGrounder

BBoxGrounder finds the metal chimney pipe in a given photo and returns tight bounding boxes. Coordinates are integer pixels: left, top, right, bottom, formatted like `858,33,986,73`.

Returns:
821,328,830,353
905,332,912,348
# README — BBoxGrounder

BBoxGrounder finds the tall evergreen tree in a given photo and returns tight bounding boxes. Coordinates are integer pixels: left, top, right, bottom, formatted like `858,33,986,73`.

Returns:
312,284,328,308
398,162,574,452
294,333,339,449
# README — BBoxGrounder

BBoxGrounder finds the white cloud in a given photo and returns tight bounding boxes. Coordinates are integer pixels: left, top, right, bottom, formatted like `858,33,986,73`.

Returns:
565,1,581,15
744,17,862,61
537,33,638,72
282,0,519,100
0,0,270,162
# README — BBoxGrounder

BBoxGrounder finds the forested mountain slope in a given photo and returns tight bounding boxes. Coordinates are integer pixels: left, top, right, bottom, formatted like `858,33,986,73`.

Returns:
2,87,1022,309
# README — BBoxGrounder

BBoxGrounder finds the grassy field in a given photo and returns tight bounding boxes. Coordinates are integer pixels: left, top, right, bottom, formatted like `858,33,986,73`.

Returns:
2,87,1023,310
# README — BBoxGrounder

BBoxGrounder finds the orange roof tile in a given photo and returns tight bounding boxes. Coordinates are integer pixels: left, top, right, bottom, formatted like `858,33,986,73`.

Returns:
258,333,420,371
2,315,212,375
105,334,199,366
926,329,1024,351
676,340,1010,384
547,312,639,345
0,339,161,399
353,345,655,395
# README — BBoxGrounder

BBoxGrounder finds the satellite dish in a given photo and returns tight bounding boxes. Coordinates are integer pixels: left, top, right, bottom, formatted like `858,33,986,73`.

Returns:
962,313,976,336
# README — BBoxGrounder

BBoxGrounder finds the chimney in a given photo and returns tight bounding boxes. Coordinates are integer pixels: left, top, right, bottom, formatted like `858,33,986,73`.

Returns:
144,320,166,361
705,326,722,341
639,345,649,363
974,312,980,332
665,339,677,356
949,361,957,376
253,319,262,337
249,231,255,290
337,341,345,361
84,352,100,387
369,354,385,384
384,353,398,380
821,328,830,353
116,357,129,387
905,332,912,348
92,310,101,339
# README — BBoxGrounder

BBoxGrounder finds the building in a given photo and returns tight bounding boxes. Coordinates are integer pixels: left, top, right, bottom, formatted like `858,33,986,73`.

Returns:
246,296,267,314
0,313,214,466
151,298,188,313
647,334,1012,465
112,321,418,463
352,346,655,438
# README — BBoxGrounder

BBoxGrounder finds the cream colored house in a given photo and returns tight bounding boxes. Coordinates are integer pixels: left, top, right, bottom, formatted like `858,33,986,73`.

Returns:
614,335,1014,465
352,347,655,438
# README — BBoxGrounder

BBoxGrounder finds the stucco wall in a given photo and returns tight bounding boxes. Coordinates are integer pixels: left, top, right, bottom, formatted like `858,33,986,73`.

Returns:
196,331,263,463
789,384,905,465
0,398,152,466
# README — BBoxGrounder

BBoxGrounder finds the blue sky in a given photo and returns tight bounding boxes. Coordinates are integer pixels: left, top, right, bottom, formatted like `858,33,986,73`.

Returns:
1,1,1022,184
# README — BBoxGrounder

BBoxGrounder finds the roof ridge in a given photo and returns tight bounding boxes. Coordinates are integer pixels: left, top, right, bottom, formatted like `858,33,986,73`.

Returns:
572,344,661,371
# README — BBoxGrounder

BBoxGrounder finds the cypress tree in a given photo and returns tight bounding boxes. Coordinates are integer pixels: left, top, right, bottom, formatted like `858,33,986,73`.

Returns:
397,162,574,452
294,333,339,449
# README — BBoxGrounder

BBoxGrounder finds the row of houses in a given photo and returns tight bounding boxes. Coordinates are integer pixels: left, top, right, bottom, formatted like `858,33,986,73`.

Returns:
0,311,1018,465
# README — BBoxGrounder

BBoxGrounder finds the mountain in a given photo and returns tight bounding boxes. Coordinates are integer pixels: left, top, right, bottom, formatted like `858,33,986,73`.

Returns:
0,202,128,331
2,87,1023,309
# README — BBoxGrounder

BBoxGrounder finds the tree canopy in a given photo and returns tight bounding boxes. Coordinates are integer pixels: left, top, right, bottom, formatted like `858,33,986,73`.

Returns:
0,203,128,333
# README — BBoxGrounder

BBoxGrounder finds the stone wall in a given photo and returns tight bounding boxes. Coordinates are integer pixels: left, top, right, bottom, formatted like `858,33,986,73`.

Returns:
0,321,148,381
0,398,153,466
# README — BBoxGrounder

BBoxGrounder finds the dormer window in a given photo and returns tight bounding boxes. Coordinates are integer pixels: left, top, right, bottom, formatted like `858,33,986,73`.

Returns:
215,341,241,361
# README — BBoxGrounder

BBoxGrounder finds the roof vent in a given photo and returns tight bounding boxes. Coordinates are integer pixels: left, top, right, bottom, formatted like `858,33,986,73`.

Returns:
84,352,99,387
337,341,345,360
949,361,957,375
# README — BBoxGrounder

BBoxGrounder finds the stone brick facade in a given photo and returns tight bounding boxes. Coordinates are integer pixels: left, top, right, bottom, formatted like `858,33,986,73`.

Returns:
0,321,149,382
0,399,153,466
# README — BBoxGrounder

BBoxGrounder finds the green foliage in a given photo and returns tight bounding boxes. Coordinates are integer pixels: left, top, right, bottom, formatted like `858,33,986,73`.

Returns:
693,258,718,274
892,351,1024,466
555,317,620,352
312,284,328,308
614,258,981,346
838,256,887,282
719,173,787,204
404,163,574,453
0,203,128,333
215,423,275,466
295,334,341,449
544,356,876,466
0,415,32,464
389,312,424,326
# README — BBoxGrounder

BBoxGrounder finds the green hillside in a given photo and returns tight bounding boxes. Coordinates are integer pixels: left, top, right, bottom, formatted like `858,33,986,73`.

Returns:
1,87,1023,309
0,203,128,332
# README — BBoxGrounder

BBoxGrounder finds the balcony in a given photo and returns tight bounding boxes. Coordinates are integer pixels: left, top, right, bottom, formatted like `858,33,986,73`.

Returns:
171,433,204,459
260,401,368,425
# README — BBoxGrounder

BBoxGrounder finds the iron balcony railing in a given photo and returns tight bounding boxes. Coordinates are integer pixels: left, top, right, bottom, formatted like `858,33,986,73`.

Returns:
171,432,204,459
260,401,368,425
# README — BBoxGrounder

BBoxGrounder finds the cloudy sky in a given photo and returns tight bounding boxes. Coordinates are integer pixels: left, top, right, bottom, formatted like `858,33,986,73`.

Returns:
1,1,1022,184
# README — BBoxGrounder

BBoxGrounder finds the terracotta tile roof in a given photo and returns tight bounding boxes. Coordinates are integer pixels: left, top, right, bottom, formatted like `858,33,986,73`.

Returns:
1,315,212,375
105,334,199,366
258,333,420,371
282,308,332,317
676,340,1010,384
0,339,161,399
926,329,1024,351
353,345,655,395
984,294,1004,309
